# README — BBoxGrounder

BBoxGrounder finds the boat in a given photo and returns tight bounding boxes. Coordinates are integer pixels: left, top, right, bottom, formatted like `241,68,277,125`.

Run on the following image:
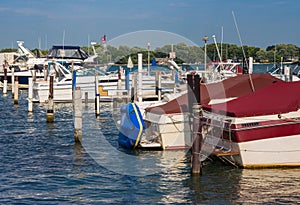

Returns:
201,80,300,168
267,61,300,81
118,103,146,149
0,41,46,86
32,61,121,102
118,74,283,150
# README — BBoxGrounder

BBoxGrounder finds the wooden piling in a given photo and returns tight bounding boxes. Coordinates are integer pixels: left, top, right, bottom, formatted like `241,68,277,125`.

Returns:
28,78,33,112
43,64,48,81
73,87,82,143
155,71,162,101
3,66,7,95
46,76,54,123
118,68,122,99
95,75,100,117
13,76,19,104
131,73,137,102
84,92,88,107
137,53,143,103
11,67,15,96
187,73,202,175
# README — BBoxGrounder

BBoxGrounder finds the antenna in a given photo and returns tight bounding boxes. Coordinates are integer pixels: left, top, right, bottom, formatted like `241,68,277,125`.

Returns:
63,30,65,48
221,26,223,60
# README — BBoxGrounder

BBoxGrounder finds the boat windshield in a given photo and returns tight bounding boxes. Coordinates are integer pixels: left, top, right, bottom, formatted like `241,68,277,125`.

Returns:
47,46,89,60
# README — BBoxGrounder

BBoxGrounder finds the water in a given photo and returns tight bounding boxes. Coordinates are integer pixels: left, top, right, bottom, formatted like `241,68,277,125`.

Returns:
1,79,300,204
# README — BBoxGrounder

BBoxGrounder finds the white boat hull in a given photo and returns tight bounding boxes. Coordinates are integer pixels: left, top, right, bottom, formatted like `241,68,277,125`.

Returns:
141,112,192,149
226,135,300,168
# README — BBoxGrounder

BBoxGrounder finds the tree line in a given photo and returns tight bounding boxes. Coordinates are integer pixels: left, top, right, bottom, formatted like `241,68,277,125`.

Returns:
1,43,299,64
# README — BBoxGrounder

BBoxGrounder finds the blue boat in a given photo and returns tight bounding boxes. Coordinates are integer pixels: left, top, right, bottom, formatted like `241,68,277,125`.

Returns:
118,103,145,149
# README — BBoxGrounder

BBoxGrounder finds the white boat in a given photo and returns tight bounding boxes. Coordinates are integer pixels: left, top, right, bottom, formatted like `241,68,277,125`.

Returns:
32,60,177,103
201,80,300,168
135,74,283,150
32,61,122,102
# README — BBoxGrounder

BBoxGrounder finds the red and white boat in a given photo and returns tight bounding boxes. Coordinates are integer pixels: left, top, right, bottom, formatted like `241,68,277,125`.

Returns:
202,80,300,168
140,74,282,150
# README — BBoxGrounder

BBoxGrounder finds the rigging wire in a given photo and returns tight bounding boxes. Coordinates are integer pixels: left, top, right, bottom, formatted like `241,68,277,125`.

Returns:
232,11,255,92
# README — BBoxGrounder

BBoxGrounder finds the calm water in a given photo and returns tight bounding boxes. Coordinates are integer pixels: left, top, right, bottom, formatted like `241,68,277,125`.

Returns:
1,71,300,204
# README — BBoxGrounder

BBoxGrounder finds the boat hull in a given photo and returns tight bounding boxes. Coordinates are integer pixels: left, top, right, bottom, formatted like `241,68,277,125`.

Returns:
202,112,300,168
223,135,300,168
141,112,192,149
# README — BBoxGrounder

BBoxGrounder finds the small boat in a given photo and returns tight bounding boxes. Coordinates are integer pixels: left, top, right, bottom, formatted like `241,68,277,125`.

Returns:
118,103,146,149
118,74,283,150
202,80,300,168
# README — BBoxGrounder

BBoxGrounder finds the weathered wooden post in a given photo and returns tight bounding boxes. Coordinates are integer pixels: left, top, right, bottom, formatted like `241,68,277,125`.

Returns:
155,71,162,101
28,78,33,112
13,76,19,104
131,72,137,102
11,67,15,96
187,73,202,175
46,75,54,123
125,68,130,102
95,74,100,117
43,64,48,81
137,53,143,103
118,67,122,99
32,69,37,82
84,92,88,107
3,66,8,95
73,87,82,143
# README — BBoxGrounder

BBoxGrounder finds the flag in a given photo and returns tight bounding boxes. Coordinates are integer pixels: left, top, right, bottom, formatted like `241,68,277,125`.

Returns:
101,35,107,44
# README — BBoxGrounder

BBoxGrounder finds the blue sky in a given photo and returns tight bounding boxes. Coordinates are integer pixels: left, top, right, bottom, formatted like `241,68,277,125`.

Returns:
0,0,299,50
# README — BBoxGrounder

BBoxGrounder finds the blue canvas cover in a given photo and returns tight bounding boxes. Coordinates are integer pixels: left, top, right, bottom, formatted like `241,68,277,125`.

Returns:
118,103,145,149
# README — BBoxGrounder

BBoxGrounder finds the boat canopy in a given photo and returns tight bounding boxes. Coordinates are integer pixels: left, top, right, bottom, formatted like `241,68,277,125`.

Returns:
145,74,282,115
47,45,89,60
203,80,300,117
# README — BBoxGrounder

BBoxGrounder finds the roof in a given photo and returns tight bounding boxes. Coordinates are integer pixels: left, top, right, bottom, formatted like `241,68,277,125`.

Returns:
203,80,300,117
145,74,282,115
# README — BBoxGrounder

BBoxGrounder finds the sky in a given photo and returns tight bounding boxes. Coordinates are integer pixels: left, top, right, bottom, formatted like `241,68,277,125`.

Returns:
0,0,299,50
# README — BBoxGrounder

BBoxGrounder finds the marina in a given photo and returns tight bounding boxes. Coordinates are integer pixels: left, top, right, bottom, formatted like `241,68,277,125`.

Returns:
0,84,300,204
1,26,300,204
1,0,300,203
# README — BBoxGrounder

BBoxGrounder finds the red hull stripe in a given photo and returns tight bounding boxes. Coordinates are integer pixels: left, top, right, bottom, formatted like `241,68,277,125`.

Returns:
233,123,300,142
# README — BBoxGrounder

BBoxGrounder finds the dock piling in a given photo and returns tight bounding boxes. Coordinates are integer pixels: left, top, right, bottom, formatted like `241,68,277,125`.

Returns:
84,92,88,107
95,74,100,117
46,76,54,123
137,53,143,103
13,76,19,104
28,78,33,112
187,73,202,175
3,66,7,95
11,67,15,96
73,87,82,143
155,71,162,101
